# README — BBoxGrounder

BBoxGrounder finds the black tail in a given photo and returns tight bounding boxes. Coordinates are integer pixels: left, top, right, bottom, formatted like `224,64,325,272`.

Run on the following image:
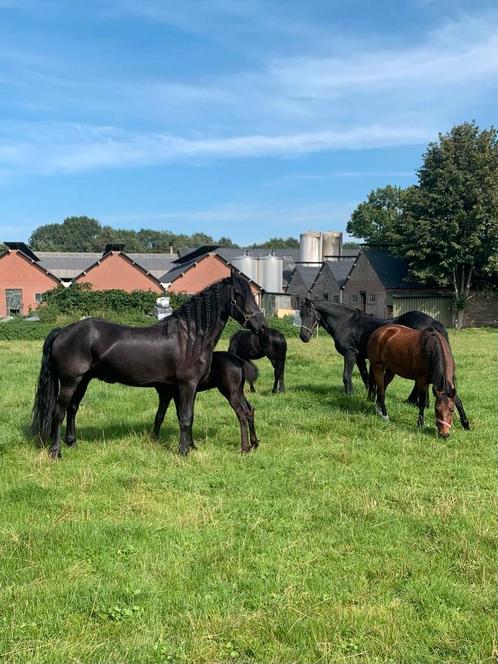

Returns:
242,360,259,385
31,328,61,444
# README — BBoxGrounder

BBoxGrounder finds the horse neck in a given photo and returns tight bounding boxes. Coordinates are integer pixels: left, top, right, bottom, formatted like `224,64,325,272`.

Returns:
315,303,354,339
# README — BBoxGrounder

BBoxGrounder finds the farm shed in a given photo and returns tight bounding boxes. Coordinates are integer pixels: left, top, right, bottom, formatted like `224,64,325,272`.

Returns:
286,265,321,307
0,242,60,317
342,249,453,323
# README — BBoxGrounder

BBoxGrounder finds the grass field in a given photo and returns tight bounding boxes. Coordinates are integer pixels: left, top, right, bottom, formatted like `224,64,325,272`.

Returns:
0,329,495,664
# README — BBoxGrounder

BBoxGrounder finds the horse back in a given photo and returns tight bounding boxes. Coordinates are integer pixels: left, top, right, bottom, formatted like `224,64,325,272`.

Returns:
368,324,427,380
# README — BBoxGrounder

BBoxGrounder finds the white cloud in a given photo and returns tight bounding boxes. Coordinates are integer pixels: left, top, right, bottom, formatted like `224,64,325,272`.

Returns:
0,9,495,175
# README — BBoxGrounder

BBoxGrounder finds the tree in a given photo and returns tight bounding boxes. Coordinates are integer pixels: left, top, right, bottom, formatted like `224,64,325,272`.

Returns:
217,236,239,248
30,216,103,252
250,237,299,249
346,185,408,245
399,122,498,328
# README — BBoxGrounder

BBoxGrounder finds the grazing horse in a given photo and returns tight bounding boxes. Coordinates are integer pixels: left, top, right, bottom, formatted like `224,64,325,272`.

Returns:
367,325,457,438
228,328,287,393
299,299,469,429
152,351,259,453
31,274,267,458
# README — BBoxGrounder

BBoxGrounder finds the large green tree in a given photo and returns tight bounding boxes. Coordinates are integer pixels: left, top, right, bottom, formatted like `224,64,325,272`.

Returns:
30,216,103,252
400,122,498,328
347,185,408,245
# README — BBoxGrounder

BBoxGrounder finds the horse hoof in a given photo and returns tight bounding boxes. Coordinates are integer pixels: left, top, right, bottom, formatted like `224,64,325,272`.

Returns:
178,447,190,456
251,441,259,449
462,421,471,431
49,450,61,460
65,437,76,447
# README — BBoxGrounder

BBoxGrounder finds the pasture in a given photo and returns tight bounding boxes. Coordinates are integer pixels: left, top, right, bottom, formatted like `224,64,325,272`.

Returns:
0,329,495,664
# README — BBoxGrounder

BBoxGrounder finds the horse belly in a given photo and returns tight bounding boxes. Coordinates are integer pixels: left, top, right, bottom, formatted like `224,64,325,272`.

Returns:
95,349,173,387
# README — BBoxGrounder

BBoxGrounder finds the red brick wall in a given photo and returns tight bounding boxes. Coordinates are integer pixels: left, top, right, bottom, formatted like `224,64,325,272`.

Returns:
76,252,163,293
168,254,261,303
0,251,59,317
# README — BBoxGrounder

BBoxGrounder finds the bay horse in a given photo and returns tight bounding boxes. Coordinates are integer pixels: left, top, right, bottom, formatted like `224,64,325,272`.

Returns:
152,351,259,452
228,328,287,393
367,325,457,438
299,299,469,429
31,274,267,458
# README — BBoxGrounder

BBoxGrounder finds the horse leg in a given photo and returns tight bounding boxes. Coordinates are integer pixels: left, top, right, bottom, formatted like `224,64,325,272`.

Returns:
152,387,173,440
343,353,356,395
229,395,251,453
247,400,259,448
373,366,389,421
270,356,286,394
65,376,90,446
454,394,470,430
50,379,81,459
175,383,197,455
249,381,256,393
417,385,428,429
357,355,369,389
384,369,395,391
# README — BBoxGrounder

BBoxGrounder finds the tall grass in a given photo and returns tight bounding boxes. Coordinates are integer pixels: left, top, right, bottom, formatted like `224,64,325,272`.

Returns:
0,329,495,663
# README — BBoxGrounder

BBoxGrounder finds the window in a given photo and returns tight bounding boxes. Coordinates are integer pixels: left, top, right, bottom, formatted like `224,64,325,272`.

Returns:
323,292,329,300
352,294,359,304
333,295,340,303
368,293,376,304
34,292,43,304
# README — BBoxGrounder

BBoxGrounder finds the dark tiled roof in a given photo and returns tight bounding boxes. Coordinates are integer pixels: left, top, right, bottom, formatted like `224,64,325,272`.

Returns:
160,257,201,283
364,249,423,289
322,259,355,288
294,265,321,289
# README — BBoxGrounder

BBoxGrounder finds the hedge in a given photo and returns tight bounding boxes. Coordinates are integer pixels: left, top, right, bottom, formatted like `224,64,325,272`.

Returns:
0,315,300,342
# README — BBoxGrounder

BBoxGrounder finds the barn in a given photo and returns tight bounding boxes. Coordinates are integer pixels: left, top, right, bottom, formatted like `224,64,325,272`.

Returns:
0,242,60,317
342,249,454,326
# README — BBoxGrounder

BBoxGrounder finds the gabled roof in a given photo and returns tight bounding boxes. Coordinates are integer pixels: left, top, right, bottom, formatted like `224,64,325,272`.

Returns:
362,249,424,289
294,265,321,290
73,250,164,287
36,251,178,279
321,259,355,288
173,246,220,264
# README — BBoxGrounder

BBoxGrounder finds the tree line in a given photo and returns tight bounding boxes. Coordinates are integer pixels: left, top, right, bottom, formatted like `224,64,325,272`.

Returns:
347,122,498,328
28,219,301,253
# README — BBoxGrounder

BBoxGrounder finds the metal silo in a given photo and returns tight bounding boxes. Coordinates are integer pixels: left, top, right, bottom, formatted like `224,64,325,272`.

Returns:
299,231,321,264
321,232,343,261
260,254,283,293
231,254,259,283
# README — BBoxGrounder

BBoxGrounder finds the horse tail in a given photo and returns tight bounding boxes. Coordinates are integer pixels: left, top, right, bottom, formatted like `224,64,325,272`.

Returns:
242,359,259,385
430,319,449,341
31,327,61,444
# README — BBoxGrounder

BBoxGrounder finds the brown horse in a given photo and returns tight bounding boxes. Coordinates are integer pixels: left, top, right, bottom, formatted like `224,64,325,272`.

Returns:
367,325,458,438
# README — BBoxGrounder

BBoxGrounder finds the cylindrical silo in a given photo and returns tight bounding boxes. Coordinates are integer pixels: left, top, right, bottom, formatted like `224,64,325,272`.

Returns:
260,254,283,293
231,254,259,282
321,232,343,261
299,231,321,264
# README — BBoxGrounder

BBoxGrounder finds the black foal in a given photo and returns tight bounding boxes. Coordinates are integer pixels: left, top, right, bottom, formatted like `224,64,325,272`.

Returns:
152,352,259,453
228,327,287,393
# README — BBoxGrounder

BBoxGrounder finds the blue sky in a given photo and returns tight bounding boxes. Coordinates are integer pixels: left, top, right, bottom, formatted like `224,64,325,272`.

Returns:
0,0,496,245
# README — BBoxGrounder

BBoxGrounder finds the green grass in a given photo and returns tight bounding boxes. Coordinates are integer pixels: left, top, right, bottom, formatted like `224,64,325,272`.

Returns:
0,329,495,664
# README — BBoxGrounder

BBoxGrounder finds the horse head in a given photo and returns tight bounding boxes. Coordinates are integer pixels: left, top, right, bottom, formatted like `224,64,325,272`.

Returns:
432,385,456,439
229,272,267,334
299,298,319,343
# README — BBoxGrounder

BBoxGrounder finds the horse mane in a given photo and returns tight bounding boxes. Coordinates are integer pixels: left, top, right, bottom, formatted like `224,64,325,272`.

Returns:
422,328,453,394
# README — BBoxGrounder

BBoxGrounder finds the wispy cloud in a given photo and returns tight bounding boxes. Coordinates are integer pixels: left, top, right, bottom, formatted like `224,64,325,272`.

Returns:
0,8,496,176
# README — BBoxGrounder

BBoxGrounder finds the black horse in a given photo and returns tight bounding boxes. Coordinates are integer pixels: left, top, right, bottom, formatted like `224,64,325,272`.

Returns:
299,299,469,429
31,274,267,458
228,328,287,393
152,351,259,452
